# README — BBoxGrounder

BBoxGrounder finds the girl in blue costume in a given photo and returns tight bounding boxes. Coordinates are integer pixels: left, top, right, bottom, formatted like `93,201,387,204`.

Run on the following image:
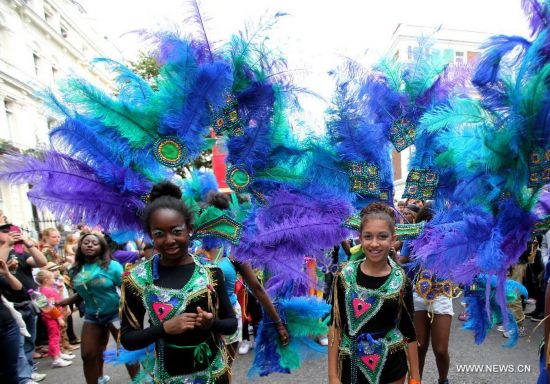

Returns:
328,202,420,384
120,182,238,383
197,192,289,369
57,231,139,383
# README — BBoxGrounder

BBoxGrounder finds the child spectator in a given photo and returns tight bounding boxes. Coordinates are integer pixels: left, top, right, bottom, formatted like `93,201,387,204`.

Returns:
35,270,74,367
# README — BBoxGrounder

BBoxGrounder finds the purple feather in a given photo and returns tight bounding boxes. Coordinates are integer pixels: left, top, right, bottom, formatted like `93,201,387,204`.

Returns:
0,152,144,231
233,189,352,277
521,0,549,36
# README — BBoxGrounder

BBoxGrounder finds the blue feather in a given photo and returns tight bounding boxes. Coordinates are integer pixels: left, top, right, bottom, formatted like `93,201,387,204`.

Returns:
472,35,531,86
50,117,152,194
161,61,233,159
227,82,275,170
91,57,154,105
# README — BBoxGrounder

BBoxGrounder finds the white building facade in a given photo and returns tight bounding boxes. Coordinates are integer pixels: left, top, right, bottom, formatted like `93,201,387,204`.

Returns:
0,0,118,232
387,24,491,200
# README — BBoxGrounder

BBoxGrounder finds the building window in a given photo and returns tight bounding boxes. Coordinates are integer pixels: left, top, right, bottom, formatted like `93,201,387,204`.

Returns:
455,51,464,64
4,99,16,141
32,53,40,76
60,24,68,38
44,10,53,24
467,51,480,65
407,45,413,60
392,149,402,180
47,117,58,130
51,66,58,82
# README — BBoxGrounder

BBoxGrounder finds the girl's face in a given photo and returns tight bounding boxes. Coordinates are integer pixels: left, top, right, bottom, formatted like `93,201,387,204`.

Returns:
42,273,54,287
360,219,395,265
149,208,190,262
46,231,61,247
403,210,416,224
80,235,102,258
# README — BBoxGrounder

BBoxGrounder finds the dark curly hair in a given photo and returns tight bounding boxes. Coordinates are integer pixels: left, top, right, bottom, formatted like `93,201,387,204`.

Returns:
415,202,434,223
206,192,230,210
359,202,396,233
142,181,193,234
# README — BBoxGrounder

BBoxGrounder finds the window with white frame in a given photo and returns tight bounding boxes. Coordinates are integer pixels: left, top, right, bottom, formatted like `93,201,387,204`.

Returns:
60,23,68,38
51,66,58,83
32,53,40,76
47,117,58,130
4,99,16,141
455,51,465,64
44,9,53,25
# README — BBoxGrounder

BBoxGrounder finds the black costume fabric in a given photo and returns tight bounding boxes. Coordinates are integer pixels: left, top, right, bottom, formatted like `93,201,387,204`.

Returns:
121,260,237,381
332,261,416,384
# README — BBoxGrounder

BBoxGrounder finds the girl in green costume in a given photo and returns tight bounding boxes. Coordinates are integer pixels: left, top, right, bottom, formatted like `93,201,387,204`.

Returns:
120,182,237,383
328,203,420,384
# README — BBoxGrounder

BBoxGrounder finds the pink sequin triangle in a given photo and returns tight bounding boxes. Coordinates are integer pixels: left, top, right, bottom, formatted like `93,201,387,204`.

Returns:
361,354,380,371
152,302,173,321
352,298,371,318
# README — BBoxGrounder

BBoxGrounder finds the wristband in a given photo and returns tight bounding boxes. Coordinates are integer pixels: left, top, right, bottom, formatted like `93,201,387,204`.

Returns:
25,243,34,249
409,379,421,384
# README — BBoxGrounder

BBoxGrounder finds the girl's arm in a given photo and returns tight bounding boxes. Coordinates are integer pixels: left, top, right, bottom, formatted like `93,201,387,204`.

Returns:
209,268,238,335
328,325,341,384
405,341,421,381
328,273,342,384
56,293,81,307
233,260,289,344
120,280,165,350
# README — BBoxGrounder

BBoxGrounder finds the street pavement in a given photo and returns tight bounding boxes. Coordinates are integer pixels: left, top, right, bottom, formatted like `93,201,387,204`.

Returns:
37,300,542,383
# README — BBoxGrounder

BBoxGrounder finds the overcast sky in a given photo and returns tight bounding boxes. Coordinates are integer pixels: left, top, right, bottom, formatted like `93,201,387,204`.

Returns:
81,0,531,129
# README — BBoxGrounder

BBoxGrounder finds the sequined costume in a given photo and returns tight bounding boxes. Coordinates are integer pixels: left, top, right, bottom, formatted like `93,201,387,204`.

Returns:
331,257,416,384
120,255,237,384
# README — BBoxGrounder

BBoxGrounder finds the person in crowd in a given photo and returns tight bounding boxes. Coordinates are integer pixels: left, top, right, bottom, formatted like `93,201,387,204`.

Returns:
120,182,237,383
45,262,79,353
35,270,74,368
63,233,78,266
0,258,28,384
57,232,139,384
328,202,420,384
0,223,47,383
528,233,548,321
402,204,454,384
41,228,62,264
200,192,290,367
402,205,419,224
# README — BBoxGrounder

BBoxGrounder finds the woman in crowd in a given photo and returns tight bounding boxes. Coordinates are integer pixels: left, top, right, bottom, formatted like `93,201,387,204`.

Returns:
120,182,237,383
41,228,62,264
0,258,24,384
57,232,138,384
328,202,420,384
63,233,78,265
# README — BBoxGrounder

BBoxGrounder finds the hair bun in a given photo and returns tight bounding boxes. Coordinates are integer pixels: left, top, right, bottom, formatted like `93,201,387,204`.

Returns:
149,181,182,202
359,202,394,218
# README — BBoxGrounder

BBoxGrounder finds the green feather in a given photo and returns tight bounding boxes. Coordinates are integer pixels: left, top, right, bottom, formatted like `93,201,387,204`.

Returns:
61,78,158,148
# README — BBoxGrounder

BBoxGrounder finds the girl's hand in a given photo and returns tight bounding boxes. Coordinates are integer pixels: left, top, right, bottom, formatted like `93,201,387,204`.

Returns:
276,322,290,346
162,313,197,335
57,318,66,327
195,306,214,330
